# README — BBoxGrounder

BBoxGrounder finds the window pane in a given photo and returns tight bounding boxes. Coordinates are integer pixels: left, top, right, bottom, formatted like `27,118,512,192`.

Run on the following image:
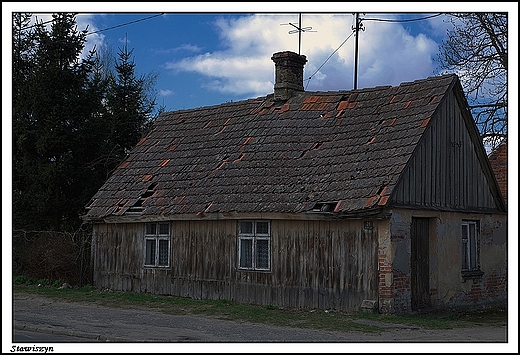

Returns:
158,239,169,266
462,224,468,240
240,239,253,268
256,221,269,235
256,239,269,269
469,223,477,270
239,221,253,235
146,223,156,235
461,239,469,270
159,223,170,235
145,239,156,265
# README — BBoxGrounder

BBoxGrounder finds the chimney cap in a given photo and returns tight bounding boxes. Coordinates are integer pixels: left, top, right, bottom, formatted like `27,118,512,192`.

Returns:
271,51,307,64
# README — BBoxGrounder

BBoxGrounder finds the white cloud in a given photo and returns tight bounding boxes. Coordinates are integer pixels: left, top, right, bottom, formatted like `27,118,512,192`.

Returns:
159,89,174,97
164,13,448,98
154,44,202,54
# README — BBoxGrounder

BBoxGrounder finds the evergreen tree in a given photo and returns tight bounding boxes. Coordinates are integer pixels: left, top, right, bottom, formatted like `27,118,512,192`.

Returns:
12,14,161,232
104,39,158,163
13,13,99,231
12,13,162,283
12,13,37,230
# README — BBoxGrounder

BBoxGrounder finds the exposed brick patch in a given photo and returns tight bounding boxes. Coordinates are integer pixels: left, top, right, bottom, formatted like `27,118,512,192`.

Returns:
488,140,507,205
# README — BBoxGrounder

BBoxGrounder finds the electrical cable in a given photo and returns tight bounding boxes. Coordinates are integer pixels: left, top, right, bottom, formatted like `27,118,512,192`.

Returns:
305,13,444,90
305,31,355,89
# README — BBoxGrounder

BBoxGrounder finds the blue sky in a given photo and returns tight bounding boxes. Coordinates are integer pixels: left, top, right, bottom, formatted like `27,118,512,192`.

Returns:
78,10,455,113
5,2,516,115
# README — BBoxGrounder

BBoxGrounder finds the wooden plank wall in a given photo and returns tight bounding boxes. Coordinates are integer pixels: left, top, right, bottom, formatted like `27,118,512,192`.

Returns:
392,90,498,210
93,218,379,312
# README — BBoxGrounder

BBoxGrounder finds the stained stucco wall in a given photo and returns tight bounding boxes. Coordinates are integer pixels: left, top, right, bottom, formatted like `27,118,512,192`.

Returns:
379,208,507,314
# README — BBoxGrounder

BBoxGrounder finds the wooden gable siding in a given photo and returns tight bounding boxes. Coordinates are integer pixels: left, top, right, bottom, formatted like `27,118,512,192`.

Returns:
390,88,502,212
92,219,379,311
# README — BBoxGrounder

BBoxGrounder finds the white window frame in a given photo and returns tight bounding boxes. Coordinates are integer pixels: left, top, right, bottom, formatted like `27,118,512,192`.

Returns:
461,220,479,272
144,222,171,268
238,220,271,271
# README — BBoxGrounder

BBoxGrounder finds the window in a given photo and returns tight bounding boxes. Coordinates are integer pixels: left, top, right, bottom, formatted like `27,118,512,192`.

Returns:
238,220,271,271
144,222,170,267
461,221,479,272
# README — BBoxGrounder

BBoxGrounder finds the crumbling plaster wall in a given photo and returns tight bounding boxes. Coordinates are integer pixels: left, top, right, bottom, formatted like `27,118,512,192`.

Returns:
378,209,507,314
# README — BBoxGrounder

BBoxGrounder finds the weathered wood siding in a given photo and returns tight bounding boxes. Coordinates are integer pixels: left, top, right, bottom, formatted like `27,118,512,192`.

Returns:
92,219,379,312
391,89,500,211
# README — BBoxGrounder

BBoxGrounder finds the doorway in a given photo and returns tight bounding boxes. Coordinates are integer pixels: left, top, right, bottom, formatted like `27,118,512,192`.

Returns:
411,217,430,310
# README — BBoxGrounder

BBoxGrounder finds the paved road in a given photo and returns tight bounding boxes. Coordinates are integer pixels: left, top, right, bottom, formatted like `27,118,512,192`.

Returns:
9,292,514,352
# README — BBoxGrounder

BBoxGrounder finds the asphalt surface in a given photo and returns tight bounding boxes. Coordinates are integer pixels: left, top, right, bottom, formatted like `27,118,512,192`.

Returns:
9,292,514,353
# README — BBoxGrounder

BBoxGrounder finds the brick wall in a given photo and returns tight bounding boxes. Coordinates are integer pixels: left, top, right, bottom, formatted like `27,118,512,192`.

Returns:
488,140,507,205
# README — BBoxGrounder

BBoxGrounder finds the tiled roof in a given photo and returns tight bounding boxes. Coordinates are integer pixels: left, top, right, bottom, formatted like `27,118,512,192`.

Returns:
84,74,458,219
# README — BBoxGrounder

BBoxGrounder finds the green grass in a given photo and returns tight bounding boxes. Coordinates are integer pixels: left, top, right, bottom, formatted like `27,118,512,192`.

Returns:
13,283,507,334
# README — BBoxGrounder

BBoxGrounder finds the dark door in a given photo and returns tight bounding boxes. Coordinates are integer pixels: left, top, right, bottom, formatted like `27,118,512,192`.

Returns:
411,217,430,310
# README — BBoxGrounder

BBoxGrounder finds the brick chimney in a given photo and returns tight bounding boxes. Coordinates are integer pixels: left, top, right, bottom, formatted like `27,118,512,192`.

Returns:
271,51,307,101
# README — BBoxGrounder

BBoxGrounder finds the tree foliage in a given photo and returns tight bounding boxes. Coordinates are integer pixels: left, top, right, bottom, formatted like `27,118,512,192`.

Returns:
13,13,99,231
436,13,507,150
12,13,160,233
104,40,158,162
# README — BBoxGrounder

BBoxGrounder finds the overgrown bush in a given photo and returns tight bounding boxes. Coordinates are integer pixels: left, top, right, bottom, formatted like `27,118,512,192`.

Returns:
13,227,93,287
26,232,78,283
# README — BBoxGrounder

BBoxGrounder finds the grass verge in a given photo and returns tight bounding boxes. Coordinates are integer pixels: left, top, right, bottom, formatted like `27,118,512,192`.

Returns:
13,284,507,334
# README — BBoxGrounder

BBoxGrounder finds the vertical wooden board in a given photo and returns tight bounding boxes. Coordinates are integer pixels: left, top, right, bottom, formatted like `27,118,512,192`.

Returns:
287,285,298,309
170,277,179,297
248,282,259,306
273,220,283,287
414,142,421,204
177,278,189,298
213,222,224,281
449,96,456,207
190,221,199,281
463,132,469,207
310,221,319,308
286,221,294,287
427,121,435,205
315,220,323,292
301,287,312,309
297,220,307,289
201,280,209,299
438,96,446,205
162,272,171,295
197,221,206,282
454,110,467,207
225,220,236,285
154,271,160,294
181,220,191,278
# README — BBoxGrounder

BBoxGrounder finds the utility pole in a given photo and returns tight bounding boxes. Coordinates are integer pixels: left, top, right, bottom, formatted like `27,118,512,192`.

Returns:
353,13,364,90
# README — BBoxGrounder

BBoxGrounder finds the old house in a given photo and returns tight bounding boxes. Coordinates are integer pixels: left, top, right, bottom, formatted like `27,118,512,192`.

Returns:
82,51,507,314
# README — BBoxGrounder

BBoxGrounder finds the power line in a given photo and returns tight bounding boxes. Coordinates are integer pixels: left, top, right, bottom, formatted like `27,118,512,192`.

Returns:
86,13,164,36
305,31,355,90
20,17,55,31
305,13,444,91
19,13,164,36
362,13,443,23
